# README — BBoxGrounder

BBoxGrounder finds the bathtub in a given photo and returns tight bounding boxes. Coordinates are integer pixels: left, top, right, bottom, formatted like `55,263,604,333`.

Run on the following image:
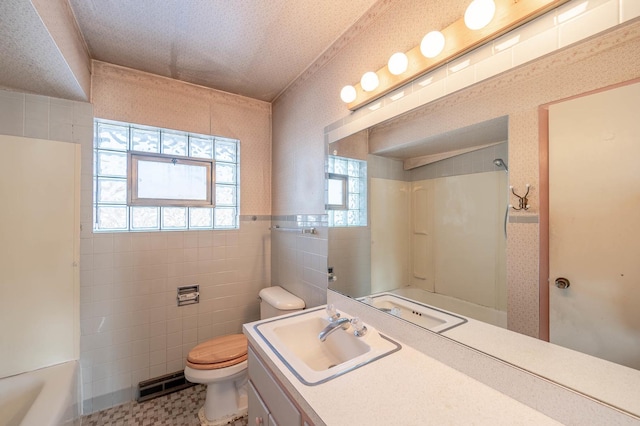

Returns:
0,361,79,426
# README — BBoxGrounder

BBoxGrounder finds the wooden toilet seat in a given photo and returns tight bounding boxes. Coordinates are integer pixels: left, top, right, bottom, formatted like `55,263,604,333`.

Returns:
186,334,248,370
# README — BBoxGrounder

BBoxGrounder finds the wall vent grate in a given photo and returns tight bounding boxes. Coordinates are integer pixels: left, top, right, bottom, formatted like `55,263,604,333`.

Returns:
137,371,195,402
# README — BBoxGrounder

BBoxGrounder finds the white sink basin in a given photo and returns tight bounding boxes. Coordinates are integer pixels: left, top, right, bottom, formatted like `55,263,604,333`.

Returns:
254,308,401,385
363,293,467,333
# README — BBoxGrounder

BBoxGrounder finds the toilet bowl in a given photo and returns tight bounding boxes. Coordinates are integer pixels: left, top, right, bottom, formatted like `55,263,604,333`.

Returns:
184,334,249,425
185,286,304,425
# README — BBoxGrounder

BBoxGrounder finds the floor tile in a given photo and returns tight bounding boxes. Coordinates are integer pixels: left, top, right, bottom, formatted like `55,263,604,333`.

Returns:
81,385,247,426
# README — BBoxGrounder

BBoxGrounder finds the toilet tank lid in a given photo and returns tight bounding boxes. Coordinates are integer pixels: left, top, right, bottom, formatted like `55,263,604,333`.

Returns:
259,286,305,310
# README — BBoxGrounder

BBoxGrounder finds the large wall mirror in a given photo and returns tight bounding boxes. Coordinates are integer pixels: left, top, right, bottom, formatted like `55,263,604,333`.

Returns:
328,116,510,328
326,77,640,417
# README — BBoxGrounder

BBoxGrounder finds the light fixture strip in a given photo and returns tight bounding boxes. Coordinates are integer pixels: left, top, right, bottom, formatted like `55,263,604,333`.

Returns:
346,0,570,110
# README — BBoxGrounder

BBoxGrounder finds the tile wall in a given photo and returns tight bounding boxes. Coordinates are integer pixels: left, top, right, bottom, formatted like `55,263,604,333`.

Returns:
270,216,328,309
80,63,273,413
0,84,272,414
80,221,271,412
327,227,371,298
0,89,92,141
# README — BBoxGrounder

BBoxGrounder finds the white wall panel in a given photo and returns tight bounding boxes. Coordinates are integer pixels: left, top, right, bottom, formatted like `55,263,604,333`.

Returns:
0,135,80,377
431,172,506,309
370,178,410,293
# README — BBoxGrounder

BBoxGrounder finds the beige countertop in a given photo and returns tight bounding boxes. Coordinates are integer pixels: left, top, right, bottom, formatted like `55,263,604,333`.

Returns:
244,314,562,425
443,316,640,417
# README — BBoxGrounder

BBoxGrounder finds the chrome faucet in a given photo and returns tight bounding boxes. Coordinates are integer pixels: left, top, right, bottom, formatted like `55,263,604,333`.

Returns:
318,317,350,342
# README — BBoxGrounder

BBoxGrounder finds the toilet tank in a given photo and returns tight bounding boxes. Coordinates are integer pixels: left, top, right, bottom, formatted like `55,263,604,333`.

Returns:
259,286,305,319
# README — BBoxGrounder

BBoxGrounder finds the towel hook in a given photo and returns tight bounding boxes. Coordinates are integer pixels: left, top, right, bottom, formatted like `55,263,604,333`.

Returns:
510,184,530,211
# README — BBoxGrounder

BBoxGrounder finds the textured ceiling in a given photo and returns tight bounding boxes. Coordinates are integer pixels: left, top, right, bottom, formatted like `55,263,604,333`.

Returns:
0,0,379,102
67,0,379,102
0,0,88,100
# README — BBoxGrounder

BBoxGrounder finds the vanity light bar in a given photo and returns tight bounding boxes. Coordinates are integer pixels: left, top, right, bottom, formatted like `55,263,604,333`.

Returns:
343,0,570,111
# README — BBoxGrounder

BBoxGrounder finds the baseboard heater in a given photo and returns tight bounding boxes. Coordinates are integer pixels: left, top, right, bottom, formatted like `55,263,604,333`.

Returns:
137,371,195,403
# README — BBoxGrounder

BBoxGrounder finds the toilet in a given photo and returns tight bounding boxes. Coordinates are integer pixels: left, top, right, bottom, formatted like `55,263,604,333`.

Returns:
184,286,305,425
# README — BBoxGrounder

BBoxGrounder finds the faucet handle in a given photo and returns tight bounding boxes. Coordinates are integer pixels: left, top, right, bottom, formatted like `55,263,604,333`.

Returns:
326,304,341,322
350,317,368,337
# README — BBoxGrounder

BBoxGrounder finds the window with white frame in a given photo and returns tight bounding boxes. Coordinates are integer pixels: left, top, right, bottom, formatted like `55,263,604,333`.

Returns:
327,155,367,227
93,119,239,231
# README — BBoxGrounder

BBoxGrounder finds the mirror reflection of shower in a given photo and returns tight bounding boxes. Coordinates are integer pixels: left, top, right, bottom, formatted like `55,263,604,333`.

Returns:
493,158,508,172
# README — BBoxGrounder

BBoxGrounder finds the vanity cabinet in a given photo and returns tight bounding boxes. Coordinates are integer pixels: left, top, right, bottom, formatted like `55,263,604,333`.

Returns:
248,346,313,426
248,381,271,425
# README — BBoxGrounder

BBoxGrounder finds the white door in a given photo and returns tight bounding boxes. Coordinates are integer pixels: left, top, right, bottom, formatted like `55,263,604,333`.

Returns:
548,82,640,369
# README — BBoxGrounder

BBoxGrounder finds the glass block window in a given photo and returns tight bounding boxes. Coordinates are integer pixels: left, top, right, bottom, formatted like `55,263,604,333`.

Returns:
327,155,367,227
94,119,239,231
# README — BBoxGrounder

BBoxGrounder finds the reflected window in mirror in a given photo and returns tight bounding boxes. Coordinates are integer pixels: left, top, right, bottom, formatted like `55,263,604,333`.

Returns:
327,155,367,227
327,173,347,209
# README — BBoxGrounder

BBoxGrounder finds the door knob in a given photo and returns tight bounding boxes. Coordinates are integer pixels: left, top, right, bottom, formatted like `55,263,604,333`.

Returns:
554,277,570,289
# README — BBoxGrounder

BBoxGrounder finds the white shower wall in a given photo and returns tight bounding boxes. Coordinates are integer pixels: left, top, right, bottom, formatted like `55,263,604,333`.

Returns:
370,170,507,314
429,172,507,311
370,178,410,294
0,135,80,379
0,89,90,380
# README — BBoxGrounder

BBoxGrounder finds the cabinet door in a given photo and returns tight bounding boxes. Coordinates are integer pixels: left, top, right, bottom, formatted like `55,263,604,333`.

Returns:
268,414,279,426
248,381,269,426
248,348,301,426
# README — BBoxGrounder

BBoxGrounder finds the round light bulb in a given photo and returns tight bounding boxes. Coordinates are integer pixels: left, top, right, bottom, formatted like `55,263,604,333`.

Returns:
340,85,357,103
388,52,408,75
464,0,496,30
420,31,445,58
360,71,379,92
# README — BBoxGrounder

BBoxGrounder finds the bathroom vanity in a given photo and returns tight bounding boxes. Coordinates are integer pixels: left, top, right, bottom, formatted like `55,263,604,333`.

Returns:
245,309,565,425
244,292,640,425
